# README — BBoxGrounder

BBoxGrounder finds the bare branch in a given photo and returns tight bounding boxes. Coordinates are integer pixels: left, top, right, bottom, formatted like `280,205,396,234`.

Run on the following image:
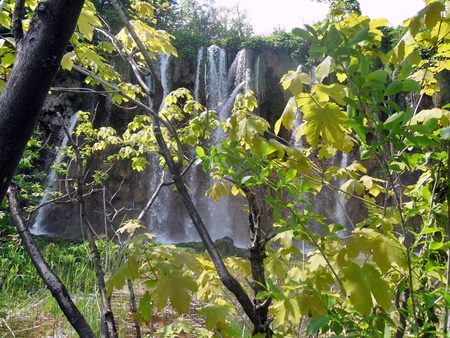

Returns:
7,185,96,337
12,0,24,41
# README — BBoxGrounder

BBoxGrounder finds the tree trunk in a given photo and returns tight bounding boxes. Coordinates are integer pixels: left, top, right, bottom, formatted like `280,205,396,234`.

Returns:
0,0,85,202
7,185,96,338
58,112,118,338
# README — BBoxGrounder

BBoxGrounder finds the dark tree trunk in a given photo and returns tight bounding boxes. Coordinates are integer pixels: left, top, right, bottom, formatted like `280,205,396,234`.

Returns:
7,185,96,338
152,118,257,325
0,0,85,202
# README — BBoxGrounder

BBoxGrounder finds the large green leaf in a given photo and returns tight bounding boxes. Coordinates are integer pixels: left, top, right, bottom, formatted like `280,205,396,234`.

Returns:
272,293,301,326
275,97,298,135
303,102,347,150
280,70,312,96
341,262,393,315
198,305,232,330
151,271,198,314
238,115,270,143
409,2,445,37
315,56,334,83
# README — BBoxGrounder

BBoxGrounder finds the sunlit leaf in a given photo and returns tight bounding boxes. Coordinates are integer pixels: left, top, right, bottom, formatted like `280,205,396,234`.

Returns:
152,271,198,314
77,7,102,41
315,55,334,83
281,69,311,96
341,262,393,315
303,103,348,150
275,97,298,134
198,305,232,330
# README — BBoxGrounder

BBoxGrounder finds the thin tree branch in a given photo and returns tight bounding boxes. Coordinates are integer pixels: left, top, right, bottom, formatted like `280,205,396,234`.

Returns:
12,0,24,42
7,184,96,338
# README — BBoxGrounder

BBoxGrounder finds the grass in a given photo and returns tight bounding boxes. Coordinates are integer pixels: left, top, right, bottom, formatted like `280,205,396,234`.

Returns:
0,237,113,337
0,236,253,337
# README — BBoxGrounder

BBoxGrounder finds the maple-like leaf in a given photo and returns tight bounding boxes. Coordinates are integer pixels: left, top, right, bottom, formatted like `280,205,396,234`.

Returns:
77,6,102,41
272,293,301,326
151,271,198,314
198,304,232,330
341,262,393,315
302,102,347,150
237,115,270,143
280,69,312,96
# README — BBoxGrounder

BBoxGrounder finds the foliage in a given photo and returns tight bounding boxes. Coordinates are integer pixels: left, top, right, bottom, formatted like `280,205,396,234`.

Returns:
161,0,253,41
4,0,450,336
241,33,310,65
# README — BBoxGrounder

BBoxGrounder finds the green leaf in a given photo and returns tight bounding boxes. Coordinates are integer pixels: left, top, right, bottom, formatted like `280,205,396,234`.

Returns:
315,55,334,83
291,27,311,40
151,271,198,314
349,26,369,45
198,305,232,330
385,81,403,96
275,97,297,134
272,293,301,326
303,103,347,150
401,79,420,92
440,127,450,140
341,262,393,315
409,2,445,37
307,316,330,335
0,11,11,28
77,6,102,41
281,70,311,96
137,291,152,323
384,111,405,126
237,115,270,143
314,83,347,105
1,53,15,67
365,70,388,83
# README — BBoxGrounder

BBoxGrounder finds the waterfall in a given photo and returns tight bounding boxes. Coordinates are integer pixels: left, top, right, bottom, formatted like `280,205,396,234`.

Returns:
206,45,227,109
159,52,170,109
254,55,261,111
335,152,349,227
31,114,79,235
194,47,204,102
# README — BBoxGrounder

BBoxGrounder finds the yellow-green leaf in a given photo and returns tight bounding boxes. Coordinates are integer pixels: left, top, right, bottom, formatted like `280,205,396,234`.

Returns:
303,102,347,150
315,56,334,83
272,293,301,326
237,115,270,143
275,97,298,135
151,271,198,314
341,262,393,315
281,69,311,96
77,7,102,41
198,305,232,330
117,219,146,234
61,51,77,71
409,2,445,37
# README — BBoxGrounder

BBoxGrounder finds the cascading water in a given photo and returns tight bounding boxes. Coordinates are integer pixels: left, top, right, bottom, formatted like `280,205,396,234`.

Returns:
159,52,171,108
143,47,255,246
206,45,228,110
31,114,79,235
194,47,204,102
218,49,251,119
334,152,349,227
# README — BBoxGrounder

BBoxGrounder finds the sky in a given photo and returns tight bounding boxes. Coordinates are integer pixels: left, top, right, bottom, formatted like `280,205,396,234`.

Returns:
214,0,427,35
